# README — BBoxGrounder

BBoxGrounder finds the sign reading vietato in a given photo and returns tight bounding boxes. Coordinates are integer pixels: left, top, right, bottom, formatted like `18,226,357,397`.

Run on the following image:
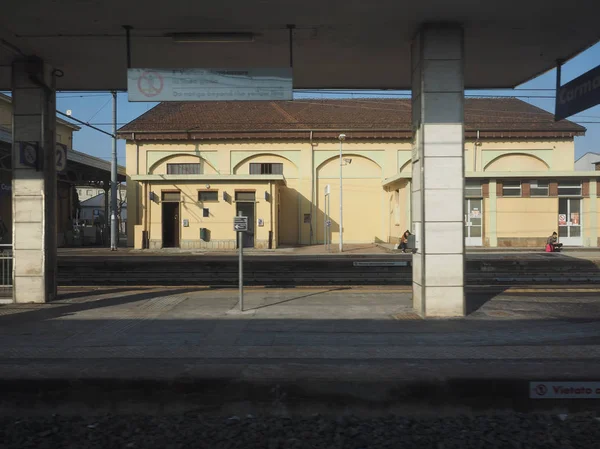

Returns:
530,382,600,399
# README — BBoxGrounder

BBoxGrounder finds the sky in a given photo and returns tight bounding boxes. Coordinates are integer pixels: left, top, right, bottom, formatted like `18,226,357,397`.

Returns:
8,42,600,166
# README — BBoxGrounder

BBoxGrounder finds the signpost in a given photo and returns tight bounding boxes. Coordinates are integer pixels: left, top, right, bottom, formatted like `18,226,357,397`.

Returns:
234,214,249,311
128,68,293,102
555,64,600,121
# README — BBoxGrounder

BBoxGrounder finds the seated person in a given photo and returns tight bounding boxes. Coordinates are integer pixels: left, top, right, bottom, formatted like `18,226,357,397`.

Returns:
400,230,410,253
546,232,563,252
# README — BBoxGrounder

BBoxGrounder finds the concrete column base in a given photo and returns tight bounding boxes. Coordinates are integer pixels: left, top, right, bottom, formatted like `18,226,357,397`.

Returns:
12,58,57,303
411,24,465,318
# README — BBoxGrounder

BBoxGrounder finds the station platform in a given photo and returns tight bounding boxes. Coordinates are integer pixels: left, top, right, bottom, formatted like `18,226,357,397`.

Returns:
1,285,599,415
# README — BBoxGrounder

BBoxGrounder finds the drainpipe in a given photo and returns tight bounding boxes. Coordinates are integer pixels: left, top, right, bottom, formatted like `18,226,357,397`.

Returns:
143,181,148,248
269,181,274,248
473,130,481,172
309,130,318,245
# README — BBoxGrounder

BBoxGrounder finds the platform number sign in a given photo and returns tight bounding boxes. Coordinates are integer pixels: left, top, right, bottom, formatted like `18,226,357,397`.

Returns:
56,143,67,173
19,142,39,168
18,142,67,172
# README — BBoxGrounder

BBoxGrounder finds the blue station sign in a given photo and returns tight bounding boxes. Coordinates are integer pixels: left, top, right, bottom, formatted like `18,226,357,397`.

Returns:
555,64,600,121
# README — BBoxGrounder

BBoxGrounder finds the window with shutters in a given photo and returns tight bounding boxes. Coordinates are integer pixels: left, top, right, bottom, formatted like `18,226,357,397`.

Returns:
502,180,521,197
249,163,283,175
161,191,181,202
235,191,256,202
558,181,582,196
465,180,482,197
530,180,549,196
166,163,202,175
198,191,218,202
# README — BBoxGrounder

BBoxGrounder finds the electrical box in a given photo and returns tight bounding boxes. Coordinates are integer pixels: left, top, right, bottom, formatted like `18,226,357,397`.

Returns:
200,228,208,241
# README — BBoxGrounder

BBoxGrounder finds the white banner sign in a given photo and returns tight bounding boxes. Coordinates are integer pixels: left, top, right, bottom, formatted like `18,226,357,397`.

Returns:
530,382,600,399
128,68,293,102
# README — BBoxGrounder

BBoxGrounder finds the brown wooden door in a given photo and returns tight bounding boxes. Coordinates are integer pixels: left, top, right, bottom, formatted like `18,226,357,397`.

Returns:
162,202,180,248
172,202,180,247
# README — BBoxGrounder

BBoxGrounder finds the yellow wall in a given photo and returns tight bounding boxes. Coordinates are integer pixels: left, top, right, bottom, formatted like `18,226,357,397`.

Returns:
150,154,219,175
483,197,491,244
475,139,575,173
485,154,549,172
126,140,407,247
582,196,599,247
278,183,299,245
145,180,278,249
386,181,410,243
496,198,557,238
0,97,75,149
234,154,299,177
125,137,584,249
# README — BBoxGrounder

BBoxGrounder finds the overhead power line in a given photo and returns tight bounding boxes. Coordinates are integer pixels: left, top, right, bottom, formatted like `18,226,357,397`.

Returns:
86,96,113,122
56,110,115,138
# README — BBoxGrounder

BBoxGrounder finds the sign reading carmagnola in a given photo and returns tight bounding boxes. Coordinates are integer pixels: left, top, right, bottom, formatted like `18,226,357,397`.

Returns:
555,64,600,121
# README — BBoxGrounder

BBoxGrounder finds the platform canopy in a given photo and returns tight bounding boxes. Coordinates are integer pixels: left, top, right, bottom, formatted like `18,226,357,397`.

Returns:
0,0,599,91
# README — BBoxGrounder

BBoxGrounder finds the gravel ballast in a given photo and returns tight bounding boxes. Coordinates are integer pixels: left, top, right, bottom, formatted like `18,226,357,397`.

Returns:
1,413,599,449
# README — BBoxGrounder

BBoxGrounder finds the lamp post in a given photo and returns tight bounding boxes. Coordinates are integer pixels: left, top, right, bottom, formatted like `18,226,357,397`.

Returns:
338,133,346,252
110,91,118,251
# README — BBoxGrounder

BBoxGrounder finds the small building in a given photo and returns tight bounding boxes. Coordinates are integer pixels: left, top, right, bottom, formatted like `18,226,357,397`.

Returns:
575,152,600,171
119,98,595,249
78,189,128,233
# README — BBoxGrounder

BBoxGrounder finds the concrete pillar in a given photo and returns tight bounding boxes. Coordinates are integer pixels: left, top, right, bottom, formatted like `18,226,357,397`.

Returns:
488,179,498,247
411,24,465,317
104,184,110,246
11,58,57,303
588,179,597,247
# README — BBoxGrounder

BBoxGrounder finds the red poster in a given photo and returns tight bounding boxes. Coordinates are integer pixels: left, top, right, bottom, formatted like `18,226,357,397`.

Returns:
571,213,580,225
558,214,567,226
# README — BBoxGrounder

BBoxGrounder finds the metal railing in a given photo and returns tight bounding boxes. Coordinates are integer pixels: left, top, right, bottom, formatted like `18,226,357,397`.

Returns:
0,244,12,298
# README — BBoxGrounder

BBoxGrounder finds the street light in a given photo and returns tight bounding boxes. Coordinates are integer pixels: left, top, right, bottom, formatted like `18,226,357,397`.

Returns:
339,133,346,252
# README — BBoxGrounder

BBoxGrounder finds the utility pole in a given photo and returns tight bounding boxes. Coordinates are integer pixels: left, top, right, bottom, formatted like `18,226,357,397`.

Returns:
110,91,118,251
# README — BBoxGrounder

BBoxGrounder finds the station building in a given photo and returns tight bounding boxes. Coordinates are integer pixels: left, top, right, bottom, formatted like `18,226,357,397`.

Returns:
119,98,594,250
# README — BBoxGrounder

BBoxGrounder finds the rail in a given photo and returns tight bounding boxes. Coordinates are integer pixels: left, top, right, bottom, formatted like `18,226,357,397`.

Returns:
0,244,12,298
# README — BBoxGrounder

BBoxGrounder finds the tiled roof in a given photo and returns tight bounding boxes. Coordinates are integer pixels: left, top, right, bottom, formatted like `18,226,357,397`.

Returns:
118,98,586,140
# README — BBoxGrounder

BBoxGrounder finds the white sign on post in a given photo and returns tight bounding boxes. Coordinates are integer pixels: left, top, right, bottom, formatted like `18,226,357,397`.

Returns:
128,68,293,102
234,216,248,232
